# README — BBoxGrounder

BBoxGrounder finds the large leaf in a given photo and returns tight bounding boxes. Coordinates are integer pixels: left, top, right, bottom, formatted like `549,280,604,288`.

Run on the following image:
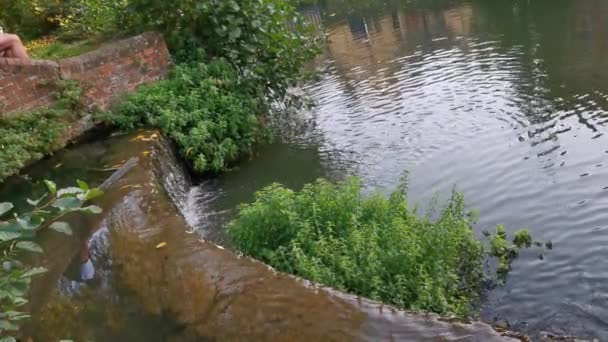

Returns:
20,267,48,278
26,194,46,206
0,231,22,241
79,205,102,214
0,202,13,216
57,187,84,198
0,336,18,342
77,179,89,191
0,319,18,331
43,180,57,195
52,197,82,210
15,241,44,254
16,216,41,231
85,188,104,201
49,221,72,235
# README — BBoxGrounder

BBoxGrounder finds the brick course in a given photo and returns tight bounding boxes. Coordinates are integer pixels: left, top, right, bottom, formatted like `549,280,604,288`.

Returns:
0,32,170,117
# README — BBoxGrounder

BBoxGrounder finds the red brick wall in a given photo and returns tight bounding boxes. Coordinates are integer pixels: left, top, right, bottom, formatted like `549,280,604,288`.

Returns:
0,32,170,117
0,59,60,115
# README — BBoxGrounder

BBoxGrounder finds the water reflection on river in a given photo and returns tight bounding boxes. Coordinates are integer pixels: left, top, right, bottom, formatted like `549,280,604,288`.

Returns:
186,0,608,339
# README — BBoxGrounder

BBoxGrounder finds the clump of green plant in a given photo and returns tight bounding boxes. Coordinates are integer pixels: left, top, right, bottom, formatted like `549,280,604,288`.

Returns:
512,229,532,248
103,60,269,173
228,178,537,317
0,81,83,182
0,180,103,339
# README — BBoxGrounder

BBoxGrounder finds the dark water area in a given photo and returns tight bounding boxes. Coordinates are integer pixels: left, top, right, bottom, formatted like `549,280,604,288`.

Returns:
184,0,608,339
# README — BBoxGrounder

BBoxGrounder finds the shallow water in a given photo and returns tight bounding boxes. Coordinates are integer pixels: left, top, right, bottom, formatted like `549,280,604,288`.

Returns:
180,0,608,339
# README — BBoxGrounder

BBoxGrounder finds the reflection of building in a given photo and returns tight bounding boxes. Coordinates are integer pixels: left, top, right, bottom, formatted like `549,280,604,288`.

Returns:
325,4,474,86
443,5,474,37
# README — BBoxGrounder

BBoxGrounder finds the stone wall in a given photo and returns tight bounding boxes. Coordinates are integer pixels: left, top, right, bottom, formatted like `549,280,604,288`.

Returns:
0,32,170,117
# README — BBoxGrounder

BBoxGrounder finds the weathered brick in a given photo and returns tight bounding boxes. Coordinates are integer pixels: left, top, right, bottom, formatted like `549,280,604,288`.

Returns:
1,32,170,118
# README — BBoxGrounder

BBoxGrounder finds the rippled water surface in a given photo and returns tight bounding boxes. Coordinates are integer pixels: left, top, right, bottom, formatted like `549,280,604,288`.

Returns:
183,0,608,339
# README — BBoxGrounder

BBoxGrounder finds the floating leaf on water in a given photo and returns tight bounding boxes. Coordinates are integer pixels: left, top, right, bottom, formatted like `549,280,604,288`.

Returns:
155,242,167,249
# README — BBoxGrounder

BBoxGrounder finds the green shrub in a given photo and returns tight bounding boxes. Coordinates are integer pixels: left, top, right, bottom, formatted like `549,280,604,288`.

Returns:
123,0,321,100
0,110,65,181
103,60,269,173
0,180,103,339
228,178,532,317
0,81,82,183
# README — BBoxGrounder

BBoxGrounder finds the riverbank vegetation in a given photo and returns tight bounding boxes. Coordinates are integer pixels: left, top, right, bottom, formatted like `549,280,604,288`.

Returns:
103,61,269,173
0,81,83,181
228,178,536,317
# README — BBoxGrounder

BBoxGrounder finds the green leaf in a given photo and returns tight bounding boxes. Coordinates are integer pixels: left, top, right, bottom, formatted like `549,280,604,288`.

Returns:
79,205,102,214
43,180,57,195
77,179,89,191
26,194,46,206
16,216,41,230
52,197,82,210
20,267,47,278
0,231,21,241
0,202,13,216
57,187,84,198
49,221,72,235
0,336,18,342
0,319,18,331
15,241,44,253
85,188,104,201
1,310,29,320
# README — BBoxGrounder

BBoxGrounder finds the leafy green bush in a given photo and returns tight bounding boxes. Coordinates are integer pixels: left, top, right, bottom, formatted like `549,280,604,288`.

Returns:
103,60,269,173
0,81,83,183
228,178,528,317
0,180,103,339
122,0,321,99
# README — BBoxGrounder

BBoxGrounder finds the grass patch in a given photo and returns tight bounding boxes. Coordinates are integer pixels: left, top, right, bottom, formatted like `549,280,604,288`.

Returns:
25,36,101,59
228,178,533,317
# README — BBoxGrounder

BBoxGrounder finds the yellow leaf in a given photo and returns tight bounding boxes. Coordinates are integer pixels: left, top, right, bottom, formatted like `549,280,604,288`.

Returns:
155,242,167,249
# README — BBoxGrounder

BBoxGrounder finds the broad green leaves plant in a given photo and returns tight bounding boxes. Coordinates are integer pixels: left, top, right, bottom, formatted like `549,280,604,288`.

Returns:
0,180,103,339
104,60,270,173
228,178,538,317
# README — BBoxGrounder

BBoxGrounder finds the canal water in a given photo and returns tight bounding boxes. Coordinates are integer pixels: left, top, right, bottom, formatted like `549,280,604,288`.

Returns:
183,0,608,339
